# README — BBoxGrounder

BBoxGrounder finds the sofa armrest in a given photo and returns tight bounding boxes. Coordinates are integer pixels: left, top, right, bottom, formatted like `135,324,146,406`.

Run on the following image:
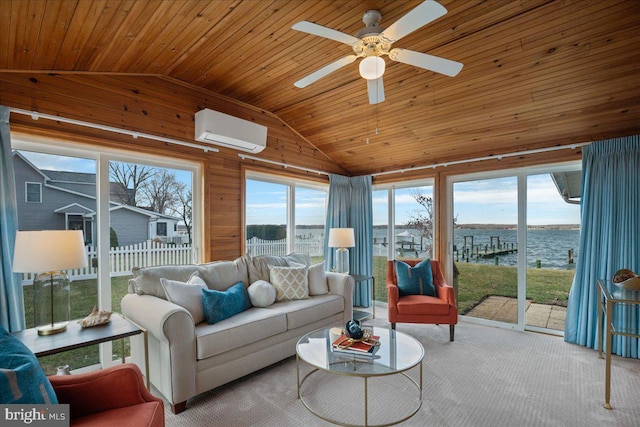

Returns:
326,272,354,322
121,294,196,407
50,363,163,420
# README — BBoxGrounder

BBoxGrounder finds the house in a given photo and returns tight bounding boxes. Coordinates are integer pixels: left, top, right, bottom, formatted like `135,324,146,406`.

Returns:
12,151,181,247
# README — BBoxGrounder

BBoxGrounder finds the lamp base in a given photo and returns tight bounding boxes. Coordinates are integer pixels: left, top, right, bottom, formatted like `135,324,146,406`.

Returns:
37,321,68,336
334,247,350,274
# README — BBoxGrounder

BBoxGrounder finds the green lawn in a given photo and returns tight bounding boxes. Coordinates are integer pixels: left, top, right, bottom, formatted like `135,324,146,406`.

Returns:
371,257,573,315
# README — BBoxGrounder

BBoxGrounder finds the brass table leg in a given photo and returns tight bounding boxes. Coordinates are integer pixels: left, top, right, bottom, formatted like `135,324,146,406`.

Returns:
604,300,613,409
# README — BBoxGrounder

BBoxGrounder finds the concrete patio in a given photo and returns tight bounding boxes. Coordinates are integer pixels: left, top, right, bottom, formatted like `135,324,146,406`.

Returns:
466,296,567,331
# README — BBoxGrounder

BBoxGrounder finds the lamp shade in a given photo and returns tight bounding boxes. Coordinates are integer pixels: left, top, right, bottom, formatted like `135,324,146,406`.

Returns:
328,228,355,248
13,230,87,273
359,56,385,80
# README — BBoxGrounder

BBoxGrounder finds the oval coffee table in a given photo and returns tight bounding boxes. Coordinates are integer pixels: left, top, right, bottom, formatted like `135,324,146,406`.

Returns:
296,326,424,427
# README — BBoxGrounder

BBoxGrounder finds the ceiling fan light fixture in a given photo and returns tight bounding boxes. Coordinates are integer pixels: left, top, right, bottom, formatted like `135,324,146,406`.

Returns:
359,56,385,80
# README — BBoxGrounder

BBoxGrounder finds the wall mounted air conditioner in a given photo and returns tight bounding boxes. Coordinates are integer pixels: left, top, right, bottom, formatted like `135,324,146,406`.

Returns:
194,108,267,153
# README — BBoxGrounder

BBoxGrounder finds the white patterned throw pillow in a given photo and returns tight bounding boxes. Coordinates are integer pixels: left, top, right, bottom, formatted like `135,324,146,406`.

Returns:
269,264,309,301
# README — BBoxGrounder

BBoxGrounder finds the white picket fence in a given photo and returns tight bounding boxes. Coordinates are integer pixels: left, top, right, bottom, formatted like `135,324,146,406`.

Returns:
20,238,323,285
245,237,324,257
20,240,193,285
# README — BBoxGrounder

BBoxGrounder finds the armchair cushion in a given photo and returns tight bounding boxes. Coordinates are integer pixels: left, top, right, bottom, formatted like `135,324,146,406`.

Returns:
395,259,436,297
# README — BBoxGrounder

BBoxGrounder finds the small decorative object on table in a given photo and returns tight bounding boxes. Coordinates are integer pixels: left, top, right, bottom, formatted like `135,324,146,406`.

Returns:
612,269,640,290
332,326,380,357
78,306,112,328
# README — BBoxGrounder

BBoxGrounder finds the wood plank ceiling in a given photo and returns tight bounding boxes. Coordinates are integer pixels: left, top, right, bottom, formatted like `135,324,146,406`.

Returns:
1,0,639,176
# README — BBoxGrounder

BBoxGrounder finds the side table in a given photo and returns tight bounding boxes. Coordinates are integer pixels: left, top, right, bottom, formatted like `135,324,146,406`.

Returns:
596,279,640,409
352,274,375,321
12,313,150,389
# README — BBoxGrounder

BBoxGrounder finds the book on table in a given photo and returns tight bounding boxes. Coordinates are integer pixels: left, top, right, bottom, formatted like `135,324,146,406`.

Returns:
331,334,380,357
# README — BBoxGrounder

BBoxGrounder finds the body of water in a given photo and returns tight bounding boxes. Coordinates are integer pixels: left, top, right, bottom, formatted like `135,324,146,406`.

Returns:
298,226,580,270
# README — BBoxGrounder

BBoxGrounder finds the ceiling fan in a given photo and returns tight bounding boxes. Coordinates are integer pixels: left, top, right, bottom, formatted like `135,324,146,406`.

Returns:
292,0,463,104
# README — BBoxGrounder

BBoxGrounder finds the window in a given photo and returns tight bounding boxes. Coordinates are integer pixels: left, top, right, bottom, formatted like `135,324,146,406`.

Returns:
157,222,167,236
371,179,435,304
12,138,201,372
245,171,327,262
25,182,41,203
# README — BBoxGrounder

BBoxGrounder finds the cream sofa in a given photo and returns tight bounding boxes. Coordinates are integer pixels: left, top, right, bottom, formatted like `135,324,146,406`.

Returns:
121,254,354,413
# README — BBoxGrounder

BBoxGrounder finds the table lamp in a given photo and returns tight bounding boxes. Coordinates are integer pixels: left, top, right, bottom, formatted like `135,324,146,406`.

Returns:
13,230,87,335
328,228,355,274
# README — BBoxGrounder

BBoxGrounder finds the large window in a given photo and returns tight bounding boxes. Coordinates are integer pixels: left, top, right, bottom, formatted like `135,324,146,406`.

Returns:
12,137,201,372
245,171,327,262
372,179,435,303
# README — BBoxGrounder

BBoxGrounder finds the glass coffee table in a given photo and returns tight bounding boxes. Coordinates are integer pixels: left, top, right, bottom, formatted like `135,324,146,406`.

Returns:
296,326,424,427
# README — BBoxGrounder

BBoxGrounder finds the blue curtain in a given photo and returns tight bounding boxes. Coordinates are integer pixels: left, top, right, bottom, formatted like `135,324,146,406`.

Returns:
564,136,640,357
0,106,25,332
324,174,373,306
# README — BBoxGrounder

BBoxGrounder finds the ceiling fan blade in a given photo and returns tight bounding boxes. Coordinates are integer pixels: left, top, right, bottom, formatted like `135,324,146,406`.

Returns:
294,55,358,88
380,0,447,43
367,77,385,104
292,21,360,46
389,48,463,77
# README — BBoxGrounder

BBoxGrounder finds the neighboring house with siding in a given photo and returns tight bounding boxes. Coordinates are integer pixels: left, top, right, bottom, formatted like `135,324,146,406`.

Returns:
12,151,181,246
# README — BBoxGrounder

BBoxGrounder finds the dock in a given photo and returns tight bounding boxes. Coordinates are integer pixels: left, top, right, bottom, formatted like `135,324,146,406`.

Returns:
456,235,518,262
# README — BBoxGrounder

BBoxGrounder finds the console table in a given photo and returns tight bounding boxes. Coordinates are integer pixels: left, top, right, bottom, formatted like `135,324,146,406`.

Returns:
12,313,149,389
596,279,640,409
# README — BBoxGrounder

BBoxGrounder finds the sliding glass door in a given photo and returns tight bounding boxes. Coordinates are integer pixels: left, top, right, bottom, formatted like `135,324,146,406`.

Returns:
452,177,519,325
447,162,581,333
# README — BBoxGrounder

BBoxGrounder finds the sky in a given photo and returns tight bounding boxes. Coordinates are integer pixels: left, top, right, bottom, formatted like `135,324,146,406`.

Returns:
18,150,193,186
19,151,580,227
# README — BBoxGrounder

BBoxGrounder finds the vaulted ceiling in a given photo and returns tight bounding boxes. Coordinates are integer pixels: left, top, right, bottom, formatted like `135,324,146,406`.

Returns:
1,0,639,176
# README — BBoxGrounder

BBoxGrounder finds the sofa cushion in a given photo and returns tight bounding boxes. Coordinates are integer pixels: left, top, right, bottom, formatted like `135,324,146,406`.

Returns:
130,264,200,299
202,282,252,324
195,308,287,359
308,261,328,295
266,294,344,330
160,272,208,324
197,256,250,291
247,280,276,307
269,264,309,301
247,253,311,283
0,326,58,404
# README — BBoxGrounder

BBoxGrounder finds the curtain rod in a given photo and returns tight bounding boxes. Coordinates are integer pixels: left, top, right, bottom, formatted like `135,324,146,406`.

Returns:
238,153,330,176
9,108,219,153
371,143,590,177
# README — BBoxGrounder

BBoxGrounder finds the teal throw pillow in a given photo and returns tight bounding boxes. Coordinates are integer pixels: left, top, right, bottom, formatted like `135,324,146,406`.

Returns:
395,259,436,297
202,282,252,324
0,326,58,404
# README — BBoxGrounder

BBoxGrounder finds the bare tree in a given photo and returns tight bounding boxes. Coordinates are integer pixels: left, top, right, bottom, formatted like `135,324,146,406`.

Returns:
139,170,180,214
406,189,434,243
109,163,154,206
169,185,192,244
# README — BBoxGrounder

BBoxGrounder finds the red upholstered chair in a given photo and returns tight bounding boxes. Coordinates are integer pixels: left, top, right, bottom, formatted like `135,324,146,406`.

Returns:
49,363,164,427
386,259,458,341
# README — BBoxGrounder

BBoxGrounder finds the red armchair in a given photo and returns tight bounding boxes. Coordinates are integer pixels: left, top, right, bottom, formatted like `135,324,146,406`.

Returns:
386,259,458,341
49,363,164,427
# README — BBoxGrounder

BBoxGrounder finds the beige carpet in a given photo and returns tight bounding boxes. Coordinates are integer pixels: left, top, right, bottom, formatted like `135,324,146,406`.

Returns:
162,312,640,426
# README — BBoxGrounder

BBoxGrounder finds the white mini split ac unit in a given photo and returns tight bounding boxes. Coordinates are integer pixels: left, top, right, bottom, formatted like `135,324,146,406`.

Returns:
194,109,267,153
